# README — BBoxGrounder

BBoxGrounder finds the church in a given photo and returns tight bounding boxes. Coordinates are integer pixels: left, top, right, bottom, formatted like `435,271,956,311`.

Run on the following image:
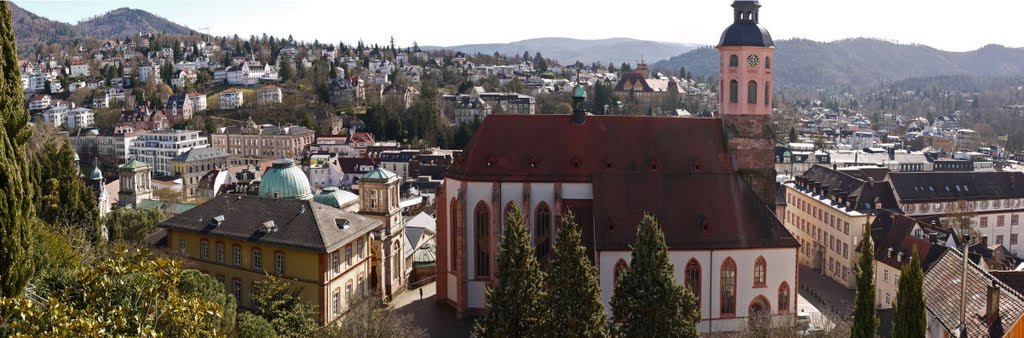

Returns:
435,0,798,333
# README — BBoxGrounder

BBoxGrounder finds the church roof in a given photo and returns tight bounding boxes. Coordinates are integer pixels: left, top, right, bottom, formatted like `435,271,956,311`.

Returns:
447,114,798,251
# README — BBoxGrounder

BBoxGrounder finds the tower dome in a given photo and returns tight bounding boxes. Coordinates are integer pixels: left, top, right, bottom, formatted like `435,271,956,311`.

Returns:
313,186,359,208
258,159,313,200
89,166,103,181
718,0,774,47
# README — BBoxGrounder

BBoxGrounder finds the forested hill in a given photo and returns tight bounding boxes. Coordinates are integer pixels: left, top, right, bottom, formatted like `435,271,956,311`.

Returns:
11,2,194,55
653,38,1024,90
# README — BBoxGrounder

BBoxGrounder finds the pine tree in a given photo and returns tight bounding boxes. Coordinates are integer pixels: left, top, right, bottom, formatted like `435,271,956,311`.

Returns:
31,138,99,238
473,204,547,337
892,247,926,338
0,1,35,297
544,211,608,338
610,214,700,338
851,223,879,338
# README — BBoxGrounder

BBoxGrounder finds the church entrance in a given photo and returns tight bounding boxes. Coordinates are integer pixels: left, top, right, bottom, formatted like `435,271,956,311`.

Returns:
748,295,771,330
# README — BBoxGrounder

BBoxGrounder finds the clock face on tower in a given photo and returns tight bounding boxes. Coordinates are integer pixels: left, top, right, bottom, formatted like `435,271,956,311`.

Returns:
747,54,759,67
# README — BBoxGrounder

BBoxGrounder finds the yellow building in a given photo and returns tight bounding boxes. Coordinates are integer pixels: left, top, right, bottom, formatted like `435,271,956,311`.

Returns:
158,159,389,324
782,165,883,289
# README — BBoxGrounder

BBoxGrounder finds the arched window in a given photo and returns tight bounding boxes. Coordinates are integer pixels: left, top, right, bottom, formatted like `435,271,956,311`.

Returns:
450,199,458,272
747,80,758,103
765,81,770,106
721,258,737,315
778,282,791,313
729,80,738,103
474,202,490,278
535,203,552,264
684,259,701,307
613,259,629,289
729,54,739,67
502,202,517,238
754,256,767,287
765,56,771,69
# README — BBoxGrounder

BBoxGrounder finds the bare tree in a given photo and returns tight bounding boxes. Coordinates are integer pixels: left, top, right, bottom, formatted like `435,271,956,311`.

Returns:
944,199,978,239
318,294,426,338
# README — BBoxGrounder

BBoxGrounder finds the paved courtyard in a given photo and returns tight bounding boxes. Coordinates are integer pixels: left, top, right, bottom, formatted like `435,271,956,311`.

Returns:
393,282,474,338
797,265,856,328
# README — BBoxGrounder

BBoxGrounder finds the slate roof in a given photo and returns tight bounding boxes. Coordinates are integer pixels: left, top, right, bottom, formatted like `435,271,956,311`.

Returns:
923,248,1024,337
173,147,230,163
796,165,899,212
887,172,1024,203
869,213,942,271
449,114,798,251
158,194,382,252
992,271,1024,296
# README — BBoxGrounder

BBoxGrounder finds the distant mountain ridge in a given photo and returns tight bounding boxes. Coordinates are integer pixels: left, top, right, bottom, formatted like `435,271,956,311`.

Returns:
425,37,703,65
653,38,1024,90
10,2,194,55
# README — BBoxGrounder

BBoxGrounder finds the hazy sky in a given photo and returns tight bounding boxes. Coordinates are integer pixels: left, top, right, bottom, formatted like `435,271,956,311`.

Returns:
13,0,1023,52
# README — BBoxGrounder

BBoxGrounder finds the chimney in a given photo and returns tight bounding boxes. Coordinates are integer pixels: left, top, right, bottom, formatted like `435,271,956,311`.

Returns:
987,281,1001,318
929,233,938,244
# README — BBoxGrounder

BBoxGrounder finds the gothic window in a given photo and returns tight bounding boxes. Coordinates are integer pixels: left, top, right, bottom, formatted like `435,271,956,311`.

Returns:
475,202,490,278
747,80,758,103
450,199,459,272
613,259,629,289
754,256,767,287
729,54,739,67
729,80,738,103
721,258,737,315
778,282,790,313
535,203,552,264
685,259,701,306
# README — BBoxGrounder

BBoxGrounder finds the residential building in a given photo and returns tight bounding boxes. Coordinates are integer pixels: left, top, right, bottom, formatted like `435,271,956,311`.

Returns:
209,121,315,166
129,130,210,176
613,62,684,112
219,89,244,109
478,92,536,115
165,95,194,125
28,94,51,111
118,109,169,131
92,93,110,108
380,83,418,110
187,92,208,112
868,213,943,309
887,171,1024,256
69,61,90,78
257,85,282,105
65,107,95,129
379,149,421,180
138,63,160,83
329,77,365,106
69,127,142,164
438,5,795,332
783,165,894,289
172,148,231,200
305,153,345,190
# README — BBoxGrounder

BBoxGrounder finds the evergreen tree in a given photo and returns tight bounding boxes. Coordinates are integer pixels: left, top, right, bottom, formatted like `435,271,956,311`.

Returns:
30,138,99,238
789,127,798,142
851,223,879,338
473,204,547,337
0,1,35,297
610,214,700,338
892,247,926,338
544,211,608,338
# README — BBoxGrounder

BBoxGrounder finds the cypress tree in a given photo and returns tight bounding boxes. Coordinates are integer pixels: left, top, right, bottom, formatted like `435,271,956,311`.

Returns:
544,211,608,338
473,204,547,337
851,224,879,338
0,1,35,297
892,247,926,338
31,138,99,237
610,214,700,338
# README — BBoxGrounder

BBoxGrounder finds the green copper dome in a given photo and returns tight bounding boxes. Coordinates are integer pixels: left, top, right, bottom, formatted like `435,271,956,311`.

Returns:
120,159,149,170
89,166,103,181
313,187,359,208
412,244,436,268
259,159,313,200
360,165,397,181
573,84,587,98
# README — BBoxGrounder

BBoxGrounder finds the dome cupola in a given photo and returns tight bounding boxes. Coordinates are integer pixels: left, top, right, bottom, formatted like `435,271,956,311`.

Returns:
718,0,774,48
258,159,313,200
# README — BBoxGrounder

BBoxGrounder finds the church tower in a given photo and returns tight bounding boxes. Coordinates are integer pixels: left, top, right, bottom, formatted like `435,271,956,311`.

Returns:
358,165,406,299
718,0,777,205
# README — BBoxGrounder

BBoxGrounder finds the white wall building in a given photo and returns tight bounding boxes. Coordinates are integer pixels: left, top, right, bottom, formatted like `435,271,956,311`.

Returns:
129,130,210,176
219,89,243,110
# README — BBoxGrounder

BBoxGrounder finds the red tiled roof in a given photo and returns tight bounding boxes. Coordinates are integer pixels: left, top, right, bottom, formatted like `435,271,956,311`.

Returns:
449,114,798,250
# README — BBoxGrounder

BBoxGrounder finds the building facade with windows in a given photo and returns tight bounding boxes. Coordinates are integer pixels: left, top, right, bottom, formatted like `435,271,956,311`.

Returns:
159,194,380,324
437,3,798,333
129,129,210,176
782,165,889,289
887,172,1024,256
210,122,315,167
172,147,231,200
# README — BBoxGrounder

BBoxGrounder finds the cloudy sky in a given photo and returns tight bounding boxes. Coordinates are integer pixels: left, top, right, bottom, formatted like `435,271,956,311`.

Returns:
14,0,1022,51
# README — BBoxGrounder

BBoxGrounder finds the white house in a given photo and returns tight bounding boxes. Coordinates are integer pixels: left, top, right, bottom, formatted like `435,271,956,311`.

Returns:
187,92,208,112
69,62,91,78
219,89,243,110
